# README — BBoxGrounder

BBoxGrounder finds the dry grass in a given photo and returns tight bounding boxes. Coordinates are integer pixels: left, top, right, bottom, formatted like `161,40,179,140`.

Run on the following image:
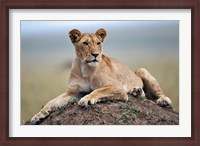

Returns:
21,65,71,124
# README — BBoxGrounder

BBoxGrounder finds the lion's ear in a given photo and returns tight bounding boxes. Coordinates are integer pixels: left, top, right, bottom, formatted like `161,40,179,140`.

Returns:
95,28,107,42
69,29,82,43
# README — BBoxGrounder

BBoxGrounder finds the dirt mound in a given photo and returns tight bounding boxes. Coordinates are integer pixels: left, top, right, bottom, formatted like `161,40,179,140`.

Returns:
25,97,179,125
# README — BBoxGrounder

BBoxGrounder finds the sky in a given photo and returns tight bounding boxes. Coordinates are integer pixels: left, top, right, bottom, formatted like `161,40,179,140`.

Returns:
21,20,179,65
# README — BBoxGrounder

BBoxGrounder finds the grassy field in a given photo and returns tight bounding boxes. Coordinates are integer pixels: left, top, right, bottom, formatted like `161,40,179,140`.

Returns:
21,59,179,124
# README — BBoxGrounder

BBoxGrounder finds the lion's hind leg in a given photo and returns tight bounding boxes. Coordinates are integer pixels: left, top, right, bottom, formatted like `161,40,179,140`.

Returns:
135,68,172,107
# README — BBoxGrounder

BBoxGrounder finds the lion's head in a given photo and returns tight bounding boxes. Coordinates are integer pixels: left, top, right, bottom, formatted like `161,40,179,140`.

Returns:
69,28,107,67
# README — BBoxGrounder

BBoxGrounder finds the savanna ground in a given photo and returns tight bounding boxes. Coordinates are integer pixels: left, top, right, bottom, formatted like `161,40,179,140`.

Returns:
25,95,179,125
21,59,179,125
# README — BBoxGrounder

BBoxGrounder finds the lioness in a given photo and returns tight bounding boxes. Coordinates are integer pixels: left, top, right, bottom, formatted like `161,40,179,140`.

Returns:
31,28,172,124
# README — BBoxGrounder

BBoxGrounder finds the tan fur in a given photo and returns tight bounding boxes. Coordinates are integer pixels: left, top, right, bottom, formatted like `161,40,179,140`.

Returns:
31,28,172,124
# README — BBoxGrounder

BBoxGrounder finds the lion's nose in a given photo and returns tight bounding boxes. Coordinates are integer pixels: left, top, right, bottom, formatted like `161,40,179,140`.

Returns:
91,53,99,58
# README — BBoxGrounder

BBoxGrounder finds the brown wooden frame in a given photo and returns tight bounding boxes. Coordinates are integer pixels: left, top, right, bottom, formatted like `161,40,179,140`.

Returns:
0,0,199,145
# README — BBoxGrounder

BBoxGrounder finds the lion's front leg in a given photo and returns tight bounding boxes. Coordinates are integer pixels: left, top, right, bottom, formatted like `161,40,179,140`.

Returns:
31,84,81,124
30,93,72,124
78,86,128,107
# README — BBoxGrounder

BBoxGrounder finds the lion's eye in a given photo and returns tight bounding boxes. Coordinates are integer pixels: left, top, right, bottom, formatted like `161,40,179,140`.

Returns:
97,42,101,45
83,42,88,45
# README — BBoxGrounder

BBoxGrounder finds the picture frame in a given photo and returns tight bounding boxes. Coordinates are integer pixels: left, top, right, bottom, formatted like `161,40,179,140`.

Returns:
0,0,199,145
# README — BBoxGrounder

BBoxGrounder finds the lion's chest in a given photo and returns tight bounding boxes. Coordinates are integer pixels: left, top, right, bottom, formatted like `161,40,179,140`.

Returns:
78,77,102,92
78,62,117,91
77,78,91,92
78,73,110,92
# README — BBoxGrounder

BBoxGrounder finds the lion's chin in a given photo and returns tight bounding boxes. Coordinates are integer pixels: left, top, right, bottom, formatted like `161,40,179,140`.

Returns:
87,61,99,67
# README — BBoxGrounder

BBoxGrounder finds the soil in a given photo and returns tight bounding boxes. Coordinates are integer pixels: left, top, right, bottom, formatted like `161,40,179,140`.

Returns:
25,97,179,125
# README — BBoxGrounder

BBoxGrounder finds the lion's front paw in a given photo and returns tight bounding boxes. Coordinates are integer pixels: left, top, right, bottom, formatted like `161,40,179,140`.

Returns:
31,115,40,125
31,111,49,125
130,87,145,99
78,96,97,107
156,96,172,107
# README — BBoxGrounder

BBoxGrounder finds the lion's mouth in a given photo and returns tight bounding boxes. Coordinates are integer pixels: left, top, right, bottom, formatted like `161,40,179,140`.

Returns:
86,59,99,63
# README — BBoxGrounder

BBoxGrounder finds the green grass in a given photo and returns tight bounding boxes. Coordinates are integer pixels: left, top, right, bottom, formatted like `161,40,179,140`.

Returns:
119,105,140,124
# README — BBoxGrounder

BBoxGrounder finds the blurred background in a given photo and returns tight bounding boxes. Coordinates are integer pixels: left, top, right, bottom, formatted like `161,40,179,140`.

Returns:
21,21,179,124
